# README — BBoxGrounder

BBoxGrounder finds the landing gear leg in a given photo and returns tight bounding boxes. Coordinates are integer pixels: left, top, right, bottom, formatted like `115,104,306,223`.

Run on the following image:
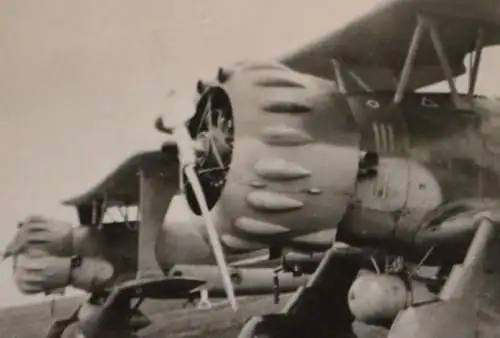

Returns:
238,246,363,338
46,306,81,338
197,288,212,310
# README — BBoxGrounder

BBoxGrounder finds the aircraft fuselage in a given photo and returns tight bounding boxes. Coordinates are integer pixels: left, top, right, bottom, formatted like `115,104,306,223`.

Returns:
176,60,500,267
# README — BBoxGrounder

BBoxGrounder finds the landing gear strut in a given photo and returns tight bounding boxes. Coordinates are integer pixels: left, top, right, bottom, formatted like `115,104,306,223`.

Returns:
197,288,212,310
239,246,363,338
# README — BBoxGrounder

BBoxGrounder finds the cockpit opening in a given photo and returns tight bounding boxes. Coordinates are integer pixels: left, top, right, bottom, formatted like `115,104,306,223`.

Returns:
357,151,379,180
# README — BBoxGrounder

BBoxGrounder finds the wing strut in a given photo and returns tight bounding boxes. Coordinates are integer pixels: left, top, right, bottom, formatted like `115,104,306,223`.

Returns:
331,59,374,94
426,17,461,102
136,169,177,279
78,198,105,226
468,27,485,98
393,16,427,104
393,15,485,106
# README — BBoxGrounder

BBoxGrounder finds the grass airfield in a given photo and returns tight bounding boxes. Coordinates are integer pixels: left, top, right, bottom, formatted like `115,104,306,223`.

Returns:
0,295,284,338
0,295,389,338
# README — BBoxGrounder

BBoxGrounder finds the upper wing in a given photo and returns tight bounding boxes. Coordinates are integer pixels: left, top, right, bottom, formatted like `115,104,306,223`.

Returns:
63,145,180,279
62,147,178,209
279,0,500,90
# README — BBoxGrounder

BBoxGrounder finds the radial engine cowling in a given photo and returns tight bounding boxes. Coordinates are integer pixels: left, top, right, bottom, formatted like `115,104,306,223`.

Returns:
6,216,114,294
184,60,361,242
348,271,438,326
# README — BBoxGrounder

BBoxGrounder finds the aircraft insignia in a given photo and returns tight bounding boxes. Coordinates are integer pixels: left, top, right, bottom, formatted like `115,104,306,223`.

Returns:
365,99,381,109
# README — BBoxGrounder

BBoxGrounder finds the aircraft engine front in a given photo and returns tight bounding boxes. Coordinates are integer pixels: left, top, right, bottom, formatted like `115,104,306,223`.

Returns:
347,271,438,327
5,216,115,295
183,60,361,243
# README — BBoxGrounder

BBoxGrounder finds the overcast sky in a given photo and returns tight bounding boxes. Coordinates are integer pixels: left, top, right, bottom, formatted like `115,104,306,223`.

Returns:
1,0,500,307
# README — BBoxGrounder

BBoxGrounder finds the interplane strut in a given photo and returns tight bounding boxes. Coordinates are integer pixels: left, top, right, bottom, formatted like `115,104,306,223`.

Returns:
86,195,138,229
468,27,485,97
394,14,486,107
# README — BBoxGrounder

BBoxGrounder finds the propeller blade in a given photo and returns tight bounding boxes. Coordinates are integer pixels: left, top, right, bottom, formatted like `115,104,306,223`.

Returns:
184,164,238,311
161,112,237,310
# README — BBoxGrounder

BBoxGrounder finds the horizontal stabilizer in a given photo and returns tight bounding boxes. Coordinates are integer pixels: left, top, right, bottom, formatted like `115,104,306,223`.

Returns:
137,170,177,279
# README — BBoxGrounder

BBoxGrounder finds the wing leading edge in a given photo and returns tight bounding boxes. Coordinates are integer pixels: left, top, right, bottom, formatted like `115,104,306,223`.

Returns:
62,146,179,209
279,0,500,90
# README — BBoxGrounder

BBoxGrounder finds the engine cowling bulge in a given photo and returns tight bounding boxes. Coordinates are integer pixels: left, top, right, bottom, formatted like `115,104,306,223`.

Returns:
13,253,114,294
6,216,135,294
348,271,438,326
195,60,361,242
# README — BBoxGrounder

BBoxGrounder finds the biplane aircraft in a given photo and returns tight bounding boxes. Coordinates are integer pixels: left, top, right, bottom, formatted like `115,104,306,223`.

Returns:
6,0,500,337
2,191,312,338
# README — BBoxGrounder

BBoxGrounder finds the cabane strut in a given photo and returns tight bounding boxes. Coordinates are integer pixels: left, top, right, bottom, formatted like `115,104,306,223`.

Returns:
394,14,485,107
